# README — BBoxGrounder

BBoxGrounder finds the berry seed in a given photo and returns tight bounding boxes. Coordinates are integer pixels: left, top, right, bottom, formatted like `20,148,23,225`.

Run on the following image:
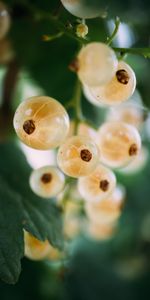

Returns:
23,119,35,135
80,149,92,162
129,143,138,156
41,173,52,184
100,180,109,192
116,69,129,85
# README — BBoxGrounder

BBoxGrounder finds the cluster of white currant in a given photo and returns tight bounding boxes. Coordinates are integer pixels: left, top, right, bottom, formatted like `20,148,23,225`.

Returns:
13,24,145,255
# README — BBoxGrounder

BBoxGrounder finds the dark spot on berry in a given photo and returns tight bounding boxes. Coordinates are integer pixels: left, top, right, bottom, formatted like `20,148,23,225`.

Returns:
129,143,138,156
41,173,52,184
23,119,35,135
80,149,92,162
69,58,79,73
116,69,129,85
100,180,109,192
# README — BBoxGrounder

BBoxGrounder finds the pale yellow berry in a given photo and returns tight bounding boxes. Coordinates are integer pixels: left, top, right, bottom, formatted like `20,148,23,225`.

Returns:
88,222,116,240
88,61,136,105
24,231,51,260
13,96,70,150
29,166,65,198
97,122,141,168
106,103,144,130
78,164,116,203
85,185,125,224
77,42,118,87
119,147,148,175
57,135,100,178
61,0,105,19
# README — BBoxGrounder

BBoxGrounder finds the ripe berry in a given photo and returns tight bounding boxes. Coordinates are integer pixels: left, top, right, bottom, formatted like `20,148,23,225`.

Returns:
87,222,115,240
106,103,144,130
13,96,70,150
0,2,10,40
83,84,104,107
97,122,141,168
24,231,51,260
29,166,65,198
61,0,105,19
85,185,125,224
57,135,99,178
87,61,136,105
77,42,118,87
78,164,116,202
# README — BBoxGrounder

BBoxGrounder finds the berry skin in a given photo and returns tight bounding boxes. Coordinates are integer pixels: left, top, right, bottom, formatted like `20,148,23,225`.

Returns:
61,0,105,19
87,61,136,105
106,103,144,130
78,163,116,202
85,185,125,224
29,166,65,198
97,122,141,168
87,221,116,241
57,135,100,178
0,2,10,40
77,42,118,87
119,147,148,175
13,96,70,150
83,84,104,107
24,231,52,260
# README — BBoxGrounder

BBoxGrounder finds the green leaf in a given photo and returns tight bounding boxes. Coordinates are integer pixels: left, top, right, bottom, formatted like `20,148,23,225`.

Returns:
0,142,63,284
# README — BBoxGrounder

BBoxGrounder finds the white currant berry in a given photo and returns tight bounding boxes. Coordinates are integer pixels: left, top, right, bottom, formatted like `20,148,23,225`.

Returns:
85,185,125,224
83,84,104,107
76,23,88,38
97,122,141,168
87,221,116,240
78,122,97,140
88,61,136,105
57,135,100,178
61,0,105,19
29,166,65,198
119,146,148,175
0,2,10,40
78,163,116,202
24,231,51,261
106,103,144,130
77,42,118,87
13,96,70,150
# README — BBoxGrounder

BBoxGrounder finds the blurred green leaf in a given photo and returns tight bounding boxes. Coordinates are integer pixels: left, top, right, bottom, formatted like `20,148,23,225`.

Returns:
0,142,63,284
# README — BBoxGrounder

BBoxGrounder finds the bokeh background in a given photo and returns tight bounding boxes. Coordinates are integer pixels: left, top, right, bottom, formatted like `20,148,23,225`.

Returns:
0,0,150,299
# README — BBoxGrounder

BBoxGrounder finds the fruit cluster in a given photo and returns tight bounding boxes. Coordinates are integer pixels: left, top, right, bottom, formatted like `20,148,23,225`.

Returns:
13,38,146,258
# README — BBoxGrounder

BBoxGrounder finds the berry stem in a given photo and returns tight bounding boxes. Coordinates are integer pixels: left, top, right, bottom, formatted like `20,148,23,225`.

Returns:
113,47,150,58
73,79,85,133
107,16,120,46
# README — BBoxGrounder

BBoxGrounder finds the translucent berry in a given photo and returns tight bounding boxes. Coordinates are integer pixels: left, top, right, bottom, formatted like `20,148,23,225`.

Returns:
77,42,118,87
0,2,10,40
87,222,115,240
85,185,125,224
78,122,97,140
13,96,70,150
119,147,148,175
78,164,116,202
24,231,51,260
57,135,99,178
29,166,65,198
97,122,141,168
83,84,104,107
61,0,106,19
76,23,88,38
106,103,144,130
88,61,136,105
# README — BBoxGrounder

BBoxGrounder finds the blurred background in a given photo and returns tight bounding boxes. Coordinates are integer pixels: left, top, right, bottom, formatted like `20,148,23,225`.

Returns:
0,0,150,299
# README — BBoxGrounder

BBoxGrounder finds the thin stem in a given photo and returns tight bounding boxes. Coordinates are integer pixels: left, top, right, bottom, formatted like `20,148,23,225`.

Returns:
42,31,64,42
73,80,85,133
107,17,120,46
113,47,150,58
